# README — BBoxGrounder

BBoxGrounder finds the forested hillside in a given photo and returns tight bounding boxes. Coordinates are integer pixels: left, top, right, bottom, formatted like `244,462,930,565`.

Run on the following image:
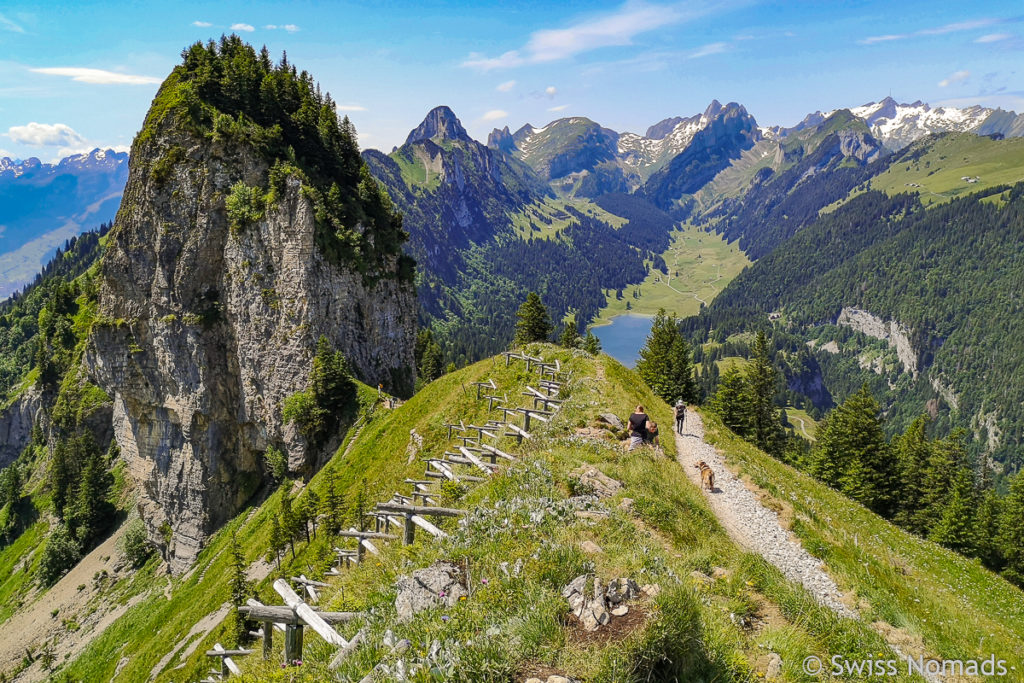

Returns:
365,108,680,364
687,183,1024,479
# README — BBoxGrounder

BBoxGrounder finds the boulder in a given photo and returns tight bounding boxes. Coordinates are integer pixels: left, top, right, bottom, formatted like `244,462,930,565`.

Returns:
395,562,467,622
570,466,622,498
598,413,624,430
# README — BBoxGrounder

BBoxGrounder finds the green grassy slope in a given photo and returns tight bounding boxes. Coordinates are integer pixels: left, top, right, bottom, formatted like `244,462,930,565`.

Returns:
703,411,1024,677
593,223,750,324
41,346,911,682
870,133,1024,205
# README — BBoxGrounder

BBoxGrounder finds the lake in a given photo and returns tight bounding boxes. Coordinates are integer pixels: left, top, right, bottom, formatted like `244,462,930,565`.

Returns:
591,314,652,367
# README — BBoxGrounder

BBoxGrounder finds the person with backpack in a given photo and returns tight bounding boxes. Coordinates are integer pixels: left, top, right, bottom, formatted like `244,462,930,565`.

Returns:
627,404,649,451
674,399,686,435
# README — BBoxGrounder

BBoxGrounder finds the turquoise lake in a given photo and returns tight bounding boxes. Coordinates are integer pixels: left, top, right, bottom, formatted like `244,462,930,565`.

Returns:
591,314,653,367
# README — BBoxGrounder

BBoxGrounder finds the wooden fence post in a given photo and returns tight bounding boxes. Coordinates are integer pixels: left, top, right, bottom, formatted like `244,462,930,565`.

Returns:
283,624,303,664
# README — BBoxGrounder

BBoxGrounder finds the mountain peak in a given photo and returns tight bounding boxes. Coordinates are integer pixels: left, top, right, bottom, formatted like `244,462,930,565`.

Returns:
703,99,724,118
405,106,470,145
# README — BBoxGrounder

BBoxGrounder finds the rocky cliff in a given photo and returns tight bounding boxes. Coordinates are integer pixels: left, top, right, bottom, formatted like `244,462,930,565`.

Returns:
84,40,418,572
0,387,41,469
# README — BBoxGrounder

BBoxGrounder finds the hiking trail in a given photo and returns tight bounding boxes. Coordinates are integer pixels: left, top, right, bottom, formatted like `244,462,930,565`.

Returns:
674,409,856,618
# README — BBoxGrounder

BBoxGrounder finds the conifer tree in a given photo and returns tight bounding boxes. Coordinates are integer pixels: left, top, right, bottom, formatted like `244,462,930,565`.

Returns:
974,489,1004,569
582,331,601,355
350,478,368,531
919,430,971,536
267,515,285,569
414,329,444,383
635,309,697,404
228,533,253,646
892,416,932,535
710,366,752,438
304,489,320,539
747,331,785,456
513,292,553,346
50,439,72,520
997,471,1024,587
929,468,977,554
812,385,892,514
68,435,113,547
279,485,298,559
322,473,343,535
560,315,582,349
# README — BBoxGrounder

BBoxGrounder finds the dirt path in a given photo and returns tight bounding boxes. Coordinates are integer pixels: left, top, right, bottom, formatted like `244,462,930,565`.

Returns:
792,415,811,439
675,410,947,682
674,410,856,618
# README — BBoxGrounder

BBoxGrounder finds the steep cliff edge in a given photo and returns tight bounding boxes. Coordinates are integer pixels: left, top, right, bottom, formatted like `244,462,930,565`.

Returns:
85,38,417,571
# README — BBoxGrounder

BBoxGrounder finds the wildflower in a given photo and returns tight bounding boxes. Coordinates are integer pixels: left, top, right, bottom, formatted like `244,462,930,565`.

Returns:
459,596,467,601
441,615,451,622
481,578,488,584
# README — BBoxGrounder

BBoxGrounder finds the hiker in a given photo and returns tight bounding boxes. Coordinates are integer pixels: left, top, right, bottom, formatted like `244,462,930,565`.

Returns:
627,404,649,451
674,399,685,435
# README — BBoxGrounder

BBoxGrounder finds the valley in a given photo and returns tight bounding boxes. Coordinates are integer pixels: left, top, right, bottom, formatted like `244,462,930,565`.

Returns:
2,25,1024,683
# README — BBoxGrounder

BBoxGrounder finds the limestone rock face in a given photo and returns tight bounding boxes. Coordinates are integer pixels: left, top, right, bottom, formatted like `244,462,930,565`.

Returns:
86,121,417,572
0,386,42,468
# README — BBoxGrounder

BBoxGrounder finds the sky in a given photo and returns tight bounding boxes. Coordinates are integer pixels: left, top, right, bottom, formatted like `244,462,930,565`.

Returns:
1,0,1022,161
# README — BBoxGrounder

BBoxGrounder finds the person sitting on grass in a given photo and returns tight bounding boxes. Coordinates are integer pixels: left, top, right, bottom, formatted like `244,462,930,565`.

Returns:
646,420,660,449
627,404,649,451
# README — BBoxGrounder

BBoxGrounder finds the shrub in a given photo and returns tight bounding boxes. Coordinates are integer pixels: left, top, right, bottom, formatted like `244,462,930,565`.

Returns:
38,524,81,586
119,518,154,569
263,445,288,483
225,181,265,232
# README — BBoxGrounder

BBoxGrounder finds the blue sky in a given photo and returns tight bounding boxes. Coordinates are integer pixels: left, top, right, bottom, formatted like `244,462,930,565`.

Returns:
1,0,1021,161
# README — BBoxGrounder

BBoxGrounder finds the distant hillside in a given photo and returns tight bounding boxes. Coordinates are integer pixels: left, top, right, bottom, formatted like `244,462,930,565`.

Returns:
366,107,678,363
0,150,127,299
686,183,1024,476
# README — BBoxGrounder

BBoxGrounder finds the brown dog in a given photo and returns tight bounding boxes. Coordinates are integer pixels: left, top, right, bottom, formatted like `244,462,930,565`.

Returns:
694,461,715,491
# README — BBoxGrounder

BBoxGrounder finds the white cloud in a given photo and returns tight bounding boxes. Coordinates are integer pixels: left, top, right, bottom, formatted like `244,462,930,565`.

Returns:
545,86,557,95
462,1,710,70
0,12,25,33
283,24,300,33
481,109,508,121
975,33,1011,43
688,41,728,58
860,17,1001,45
7,122,85,147
192,20,212,27
938,69,970,87
496,80,517,92
30,67,161,85
336,104,367,112
860,34,905,45
231,23,255,32
548,104,569,112
919,18,998,36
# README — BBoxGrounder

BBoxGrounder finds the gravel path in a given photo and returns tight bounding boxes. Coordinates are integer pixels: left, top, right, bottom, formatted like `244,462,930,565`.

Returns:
675,409,857,619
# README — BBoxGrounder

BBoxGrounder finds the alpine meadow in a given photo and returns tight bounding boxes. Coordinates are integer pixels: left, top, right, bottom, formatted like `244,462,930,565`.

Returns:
1,2,1024,682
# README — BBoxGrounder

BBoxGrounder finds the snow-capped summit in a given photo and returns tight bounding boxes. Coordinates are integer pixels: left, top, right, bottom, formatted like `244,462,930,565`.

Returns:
844,97,995,150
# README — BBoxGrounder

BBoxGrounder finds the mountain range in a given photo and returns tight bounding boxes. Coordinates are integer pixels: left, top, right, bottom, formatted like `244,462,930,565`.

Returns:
1,42,1024,682
0,149,128,299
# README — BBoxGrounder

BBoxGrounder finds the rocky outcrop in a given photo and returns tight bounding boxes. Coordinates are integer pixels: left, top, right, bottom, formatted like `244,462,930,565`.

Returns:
836,307,918,378
394,562,466,621
0,387,42,468
86,115,417,572
405,106,470,145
